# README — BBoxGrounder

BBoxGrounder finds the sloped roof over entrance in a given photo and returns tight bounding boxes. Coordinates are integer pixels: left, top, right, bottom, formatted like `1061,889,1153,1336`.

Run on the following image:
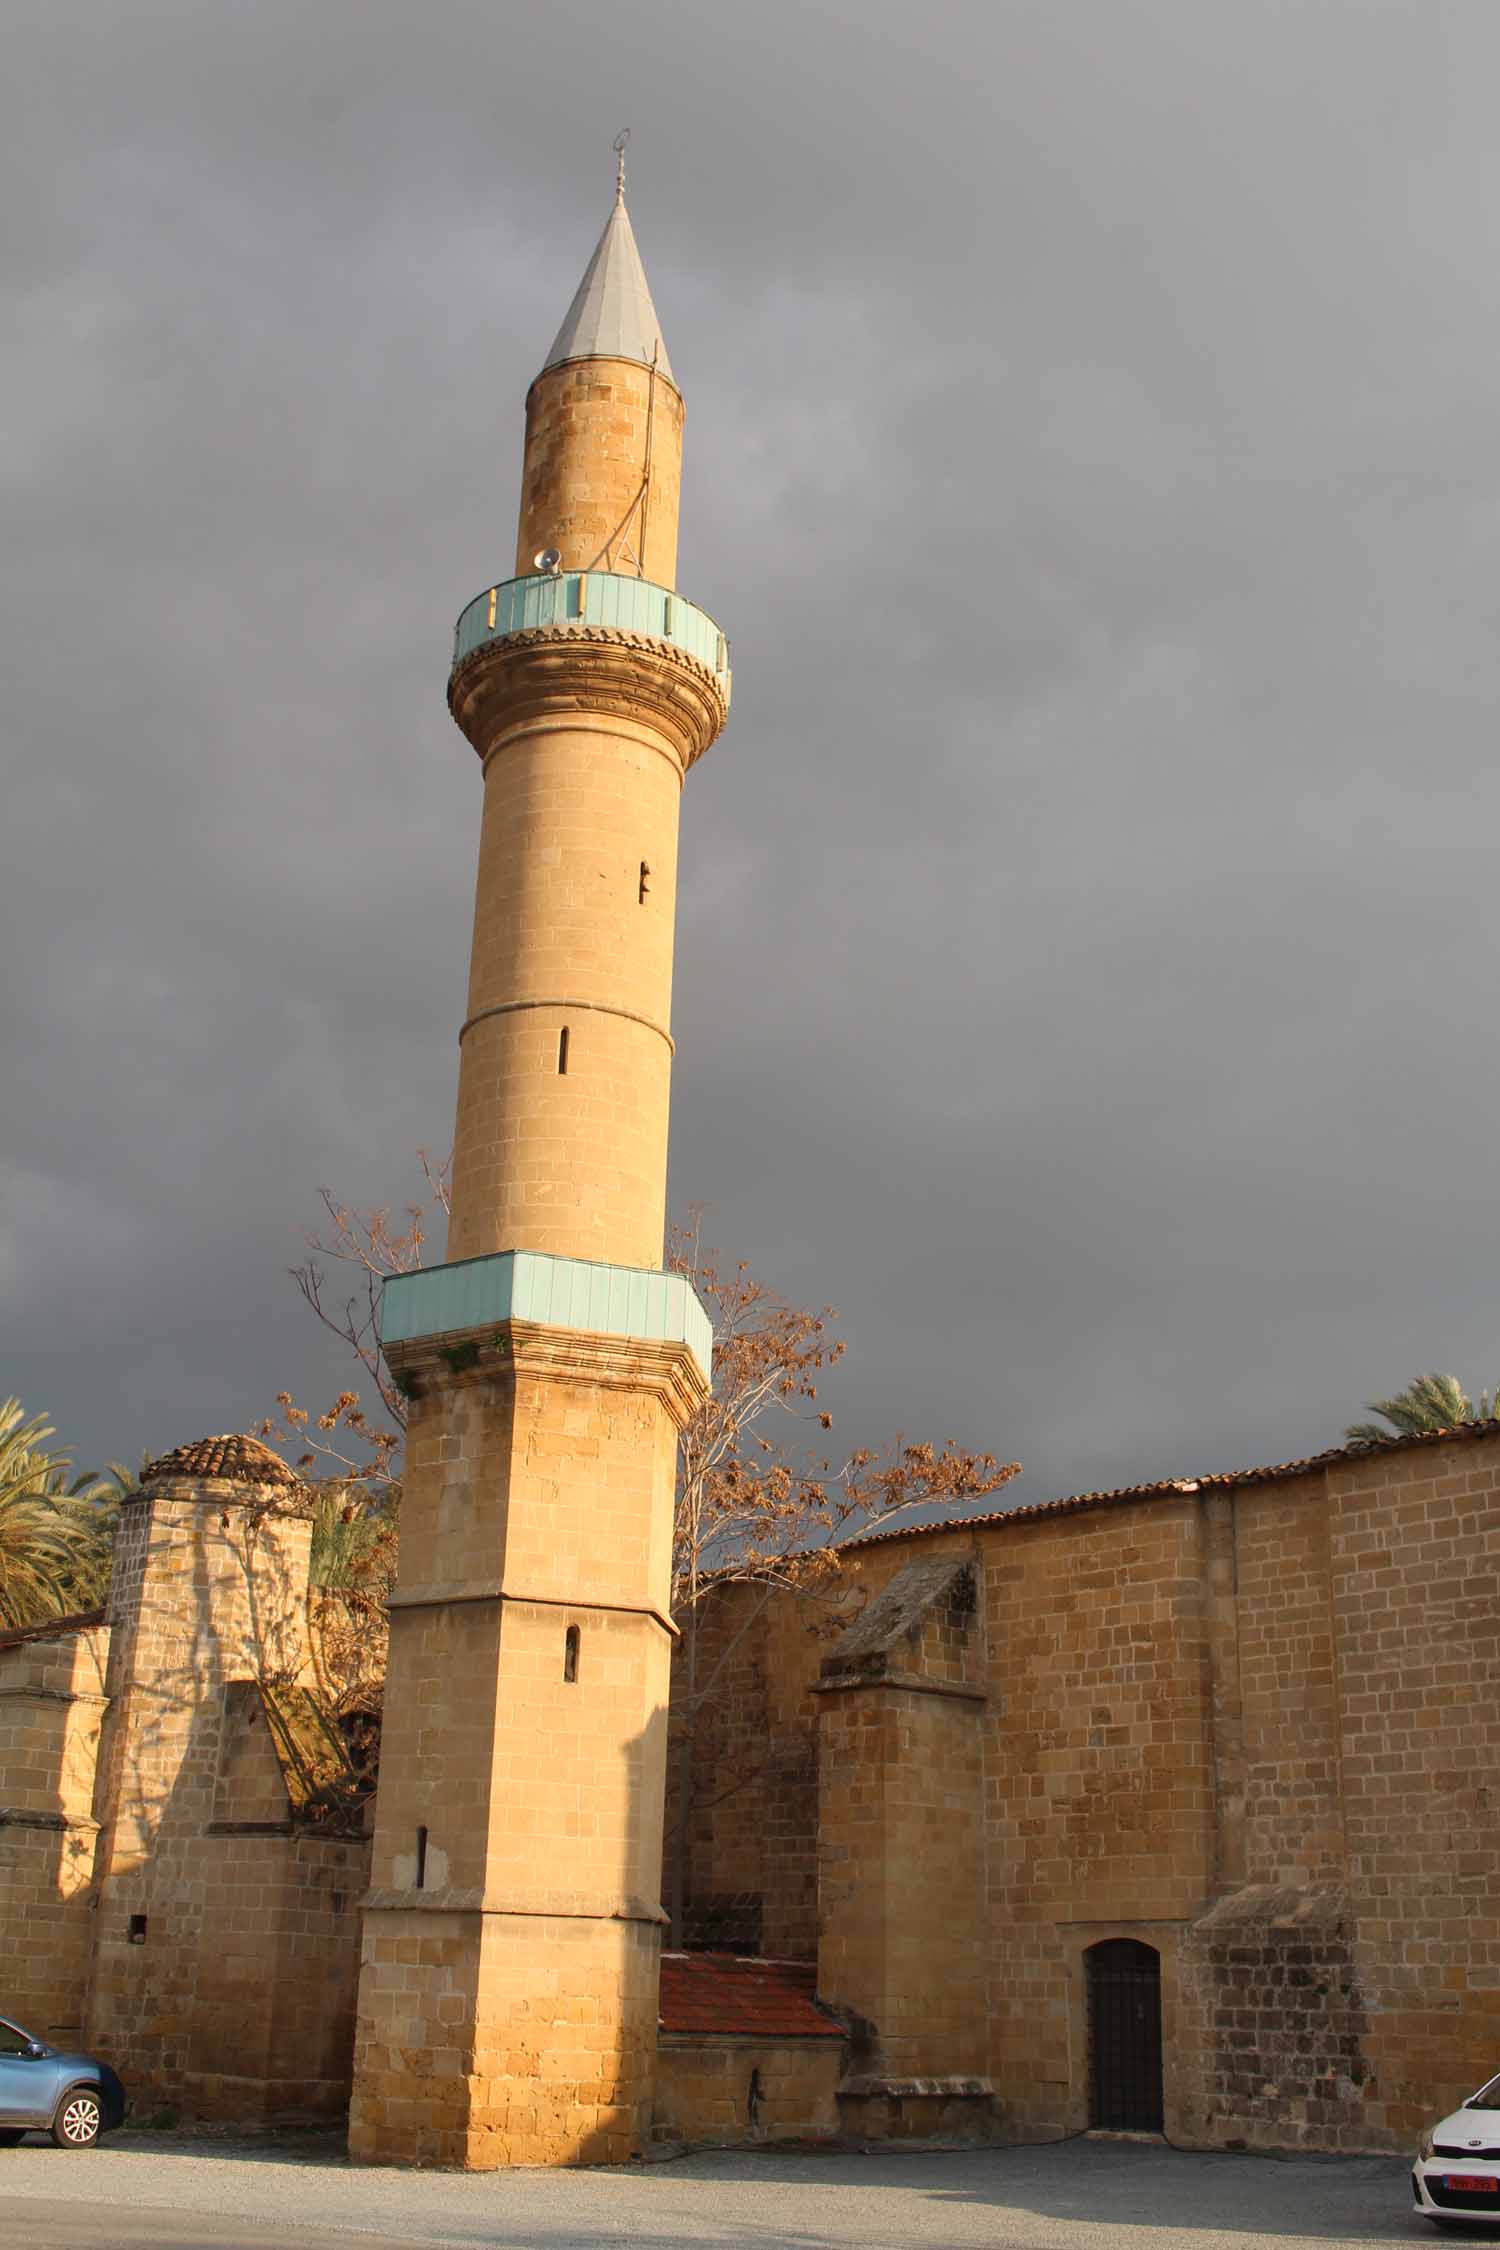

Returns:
658,1953,844,2041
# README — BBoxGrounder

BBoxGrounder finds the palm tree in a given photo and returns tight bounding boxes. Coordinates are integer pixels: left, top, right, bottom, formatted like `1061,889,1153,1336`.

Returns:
1345,1371,1500,1448
0,1400,129,1630
305,1480,398,1730
307,1480,398,1595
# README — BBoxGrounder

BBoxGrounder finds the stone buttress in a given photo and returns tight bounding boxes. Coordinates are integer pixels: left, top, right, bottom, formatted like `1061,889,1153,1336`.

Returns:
348,173,727,2168
84,1436,368,2118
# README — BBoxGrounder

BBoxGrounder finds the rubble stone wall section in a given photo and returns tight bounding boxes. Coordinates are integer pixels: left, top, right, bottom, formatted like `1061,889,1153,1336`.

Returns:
666,1582,827,1960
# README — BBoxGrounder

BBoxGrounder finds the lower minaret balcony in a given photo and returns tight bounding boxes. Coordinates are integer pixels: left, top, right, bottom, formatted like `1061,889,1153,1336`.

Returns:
380,1247,712,1415
448,570,730,775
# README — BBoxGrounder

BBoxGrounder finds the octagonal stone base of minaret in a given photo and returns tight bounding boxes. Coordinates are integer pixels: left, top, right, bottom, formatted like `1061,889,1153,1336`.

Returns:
347,1252,709,2168
351,1905,662,2167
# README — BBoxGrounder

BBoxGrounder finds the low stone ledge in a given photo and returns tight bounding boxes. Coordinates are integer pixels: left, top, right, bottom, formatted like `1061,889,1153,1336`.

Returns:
838,2073,993,2100
360,1885,667,1922
812,1670,987,1703
0,1807,100,1834
835,2074,1001,2143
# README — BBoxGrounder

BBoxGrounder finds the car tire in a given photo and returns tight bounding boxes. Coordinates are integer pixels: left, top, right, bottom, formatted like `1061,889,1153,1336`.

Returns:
0,2130,25,2147
51,2089,102,2148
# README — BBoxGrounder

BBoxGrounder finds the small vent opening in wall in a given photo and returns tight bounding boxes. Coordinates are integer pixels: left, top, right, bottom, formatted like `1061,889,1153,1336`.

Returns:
558,1026,570,1074
128,1914,148,1946
564,1625,580,1683
415,1826,429,1890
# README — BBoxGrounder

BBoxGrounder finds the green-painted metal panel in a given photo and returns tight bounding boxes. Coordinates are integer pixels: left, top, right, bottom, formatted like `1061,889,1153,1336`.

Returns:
380,1249,712,1386
451,571,730,706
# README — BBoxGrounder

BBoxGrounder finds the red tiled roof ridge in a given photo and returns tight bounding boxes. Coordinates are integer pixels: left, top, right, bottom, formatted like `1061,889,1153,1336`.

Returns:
657,1950,842,2041
847,1416,1500,1554
660,1950,813,1966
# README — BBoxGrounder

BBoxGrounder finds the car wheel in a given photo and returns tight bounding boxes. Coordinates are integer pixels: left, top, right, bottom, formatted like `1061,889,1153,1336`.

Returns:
0,2130,25,2147
51,2089,102,2148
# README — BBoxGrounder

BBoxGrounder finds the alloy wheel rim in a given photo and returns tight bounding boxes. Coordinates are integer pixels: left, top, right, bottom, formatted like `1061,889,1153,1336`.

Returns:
61,2096,98,2142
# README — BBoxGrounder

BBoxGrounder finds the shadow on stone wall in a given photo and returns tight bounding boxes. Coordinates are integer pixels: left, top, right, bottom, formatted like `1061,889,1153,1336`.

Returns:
84,1475,370,2119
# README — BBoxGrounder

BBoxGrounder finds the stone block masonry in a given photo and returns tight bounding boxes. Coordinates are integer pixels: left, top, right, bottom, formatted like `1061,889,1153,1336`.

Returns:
0,1617,110,2042
349,1319,708,2166
670,1423,1500,2154
516,357,683,588
349,173,725,2168
84,1443,369,2119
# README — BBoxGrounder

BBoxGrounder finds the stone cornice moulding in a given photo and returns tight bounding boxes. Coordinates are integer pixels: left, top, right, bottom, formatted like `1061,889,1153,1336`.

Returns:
361,1886,668,1924
120,1479,312,1518
811,1669,988,1705
449,626,728,772
387,1581,678,1639
383,1318,709,1431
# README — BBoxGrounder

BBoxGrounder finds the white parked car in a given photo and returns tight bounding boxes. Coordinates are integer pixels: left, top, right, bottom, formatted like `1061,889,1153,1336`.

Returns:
1415,2076,1500,2226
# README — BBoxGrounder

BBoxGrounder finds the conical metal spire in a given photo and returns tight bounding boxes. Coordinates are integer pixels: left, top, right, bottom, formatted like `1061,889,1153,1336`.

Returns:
541,162,675,384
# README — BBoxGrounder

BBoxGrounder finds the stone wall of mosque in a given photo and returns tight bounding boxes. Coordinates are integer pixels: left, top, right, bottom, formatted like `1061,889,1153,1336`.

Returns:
0,1617,110,2044
671,1425,1500,2154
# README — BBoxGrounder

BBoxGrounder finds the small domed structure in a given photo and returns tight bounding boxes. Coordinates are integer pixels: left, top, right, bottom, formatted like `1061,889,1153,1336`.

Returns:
141,1433,302,1490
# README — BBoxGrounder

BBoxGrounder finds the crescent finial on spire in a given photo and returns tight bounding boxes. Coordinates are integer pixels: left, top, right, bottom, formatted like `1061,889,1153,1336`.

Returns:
613,128,630,205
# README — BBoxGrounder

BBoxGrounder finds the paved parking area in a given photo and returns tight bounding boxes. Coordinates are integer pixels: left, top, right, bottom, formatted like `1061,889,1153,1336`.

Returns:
0,2130,1435,2250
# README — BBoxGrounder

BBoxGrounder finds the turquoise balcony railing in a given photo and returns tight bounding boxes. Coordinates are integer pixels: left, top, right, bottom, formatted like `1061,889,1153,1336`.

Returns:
381,1250,713,1388
452,571,731,703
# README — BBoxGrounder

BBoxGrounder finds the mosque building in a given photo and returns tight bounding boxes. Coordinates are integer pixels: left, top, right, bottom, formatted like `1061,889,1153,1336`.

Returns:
3,163,1497,2169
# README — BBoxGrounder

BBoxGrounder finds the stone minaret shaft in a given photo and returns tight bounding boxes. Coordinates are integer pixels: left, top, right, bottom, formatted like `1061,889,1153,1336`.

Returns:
348,182,726,2170
445,337,686,1273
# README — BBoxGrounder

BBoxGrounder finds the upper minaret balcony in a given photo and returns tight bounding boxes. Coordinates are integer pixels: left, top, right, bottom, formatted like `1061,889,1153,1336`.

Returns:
448,567,730,779
453,570,729,698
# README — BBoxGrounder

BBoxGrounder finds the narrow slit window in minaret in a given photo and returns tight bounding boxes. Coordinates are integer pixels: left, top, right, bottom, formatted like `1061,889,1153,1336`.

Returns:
639,860,650,903
564,1625,581,1683
415,1826,429,1889
558,1026,570,1074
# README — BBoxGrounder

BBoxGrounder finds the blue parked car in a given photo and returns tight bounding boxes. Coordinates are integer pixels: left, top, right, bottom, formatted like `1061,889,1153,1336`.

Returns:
0,2015,126,2147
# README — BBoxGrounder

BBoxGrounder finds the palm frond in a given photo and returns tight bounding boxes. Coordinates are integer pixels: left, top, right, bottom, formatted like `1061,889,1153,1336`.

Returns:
0,1399,128,1627
1345,1371,1477,1447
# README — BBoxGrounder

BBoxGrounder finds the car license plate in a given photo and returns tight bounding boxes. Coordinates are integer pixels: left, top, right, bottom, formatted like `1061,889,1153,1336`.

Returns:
1447,2176,1498,2193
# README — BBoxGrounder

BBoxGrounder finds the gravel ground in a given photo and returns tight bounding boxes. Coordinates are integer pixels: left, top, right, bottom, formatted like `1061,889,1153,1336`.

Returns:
0,2130,1435,2250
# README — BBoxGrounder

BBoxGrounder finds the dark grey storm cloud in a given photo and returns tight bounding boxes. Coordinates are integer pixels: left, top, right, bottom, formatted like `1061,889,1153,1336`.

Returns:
5,0,1500,1507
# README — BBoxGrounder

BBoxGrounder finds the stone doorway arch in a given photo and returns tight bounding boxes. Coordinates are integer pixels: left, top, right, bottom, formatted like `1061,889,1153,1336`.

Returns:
1086,1938,1163,2130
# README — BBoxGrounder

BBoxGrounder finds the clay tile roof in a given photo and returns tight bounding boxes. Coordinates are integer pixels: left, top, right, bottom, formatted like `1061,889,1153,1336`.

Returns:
658,1953,844,2042
141,1433,302,1490
846,1418,1500,1553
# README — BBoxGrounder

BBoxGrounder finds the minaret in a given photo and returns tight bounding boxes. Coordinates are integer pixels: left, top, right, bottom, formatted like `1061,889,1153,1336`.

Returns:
347,159,727,2169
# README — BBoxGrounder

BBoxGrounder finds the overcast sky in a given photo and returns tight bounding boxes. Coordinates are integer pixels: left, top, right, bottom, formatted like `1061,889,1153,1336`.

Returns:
6,0,1500,1509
